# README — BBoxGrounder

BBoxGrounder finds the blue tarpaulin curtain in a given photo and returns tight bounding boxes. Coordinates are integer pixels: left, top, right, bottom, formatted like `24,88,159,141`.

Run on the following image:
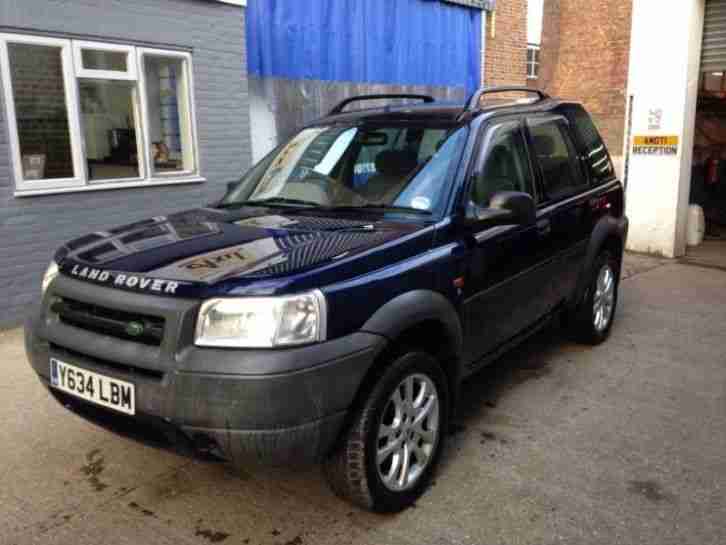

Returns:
247,0,482,94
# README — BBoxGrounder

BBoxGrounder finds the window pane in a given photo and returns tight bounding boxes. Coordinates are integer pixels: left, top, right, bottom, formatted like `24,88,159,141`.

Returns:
530,120,584,200
79,80,140,180
143,55,194,174
224,125,467,215
81,49,128,72
563,105,615,185
472,125,533,206
7,43,74,180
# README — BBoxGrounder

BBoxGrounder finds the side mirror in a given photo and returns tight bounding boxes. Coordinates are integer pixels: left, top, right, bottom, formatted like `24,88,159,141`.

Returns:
489,191,536,225
465,191,536,226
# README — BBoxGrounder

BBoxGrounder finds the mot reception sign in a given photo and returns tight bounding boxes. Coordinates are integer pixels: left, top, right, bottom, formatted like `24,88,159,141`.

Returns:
632,135,679,156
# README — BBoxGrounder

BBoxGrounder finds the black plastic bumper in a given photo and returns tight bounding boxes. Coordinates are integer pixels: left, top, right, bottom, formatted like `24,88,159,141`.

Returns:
42,382,349,465
25,287,387,465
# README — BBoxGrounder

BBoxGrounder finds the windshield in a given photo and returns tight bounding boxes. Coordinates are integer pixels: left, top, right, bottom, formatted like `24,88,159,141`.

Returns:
222,124,468,216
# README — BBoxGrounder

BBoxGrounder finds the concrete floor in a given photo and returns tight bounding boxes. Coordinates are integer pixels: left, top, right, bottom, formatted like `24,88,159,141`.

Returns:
684,239,726,270
2,257,726,545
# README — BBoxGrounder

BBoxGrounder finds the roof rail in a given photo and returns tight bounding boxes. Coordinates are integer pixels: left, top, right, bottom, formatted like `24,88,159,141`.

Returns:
328,94,435,116
462,86,550,115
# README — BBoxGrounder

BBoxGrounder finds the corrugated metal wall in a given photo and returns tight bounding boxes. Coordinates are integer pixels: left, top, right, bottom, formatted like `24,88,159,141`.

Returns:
246,0,483,161
702,0,726,72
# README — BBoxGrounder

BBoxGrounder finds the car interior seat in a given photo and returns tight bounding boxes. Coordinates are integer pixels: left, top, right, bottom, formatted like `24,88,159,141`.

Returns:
359,149,418,201
533,133,574,197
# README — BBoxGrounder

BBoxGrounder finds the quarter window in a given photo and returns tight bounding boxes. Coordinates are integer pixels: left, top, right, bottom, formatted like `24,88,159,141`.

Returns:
528,119,585,201
562,105,615,185
0,34,199,194
471,123,534,207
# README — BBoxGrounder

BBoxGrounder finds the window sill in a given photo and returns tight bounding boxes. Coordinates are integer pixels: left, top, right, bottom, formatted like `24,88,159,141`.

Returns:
14,176,206,198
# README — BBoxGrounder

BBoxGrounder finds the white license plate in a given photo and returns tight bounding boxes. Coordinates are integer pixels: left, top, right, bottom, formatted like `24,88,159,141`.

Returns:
50,358,135,415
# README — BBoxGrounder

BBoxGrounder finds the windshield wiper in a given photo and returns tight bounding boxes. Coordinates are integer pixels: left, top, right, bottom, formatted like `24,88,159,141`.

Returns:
217,197,321,209
326,204,432,215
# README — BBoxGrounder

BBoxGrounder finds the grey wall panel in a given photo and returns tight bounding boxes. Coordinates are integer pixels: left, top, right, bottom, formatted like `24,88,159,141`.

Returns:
702,0,726,72
0,0,251,328
248,76,467,162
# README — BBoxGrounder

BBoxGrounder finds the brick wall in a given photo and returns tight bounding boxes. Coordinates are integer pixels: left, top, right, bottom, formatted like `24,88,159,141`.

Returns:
535,0,633,156
483,0,528,88
535,0,560,91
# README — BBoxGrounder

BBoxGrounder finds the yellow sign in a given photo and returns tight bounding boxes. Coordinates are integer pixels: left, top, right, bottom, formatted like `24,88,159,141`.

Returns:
633,136,678,146
632,135,679,155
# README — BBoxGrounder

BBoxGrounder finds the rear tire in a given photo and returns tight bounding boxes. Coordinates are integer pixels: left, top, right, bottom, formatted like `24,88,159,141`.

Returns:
323,351,449,513
570,250,620,345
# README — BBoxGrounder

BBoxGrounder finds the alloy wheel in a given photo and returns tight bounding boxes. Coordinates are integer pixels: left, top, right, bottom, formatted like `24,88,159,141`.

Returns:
593,263,616,332
376,373,440,492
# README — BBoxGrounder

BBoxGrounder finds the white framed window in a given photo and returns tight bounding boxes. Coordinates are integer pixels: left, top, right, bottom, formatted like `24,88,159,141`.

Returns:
0,33,201,196
137,48,198,177
527,44,541,80
73,41,137,80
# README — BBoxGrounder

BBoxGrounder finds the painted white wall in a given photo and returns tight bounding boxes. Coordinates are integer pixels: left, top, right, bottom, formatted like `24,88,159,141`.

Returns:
624,0,705,257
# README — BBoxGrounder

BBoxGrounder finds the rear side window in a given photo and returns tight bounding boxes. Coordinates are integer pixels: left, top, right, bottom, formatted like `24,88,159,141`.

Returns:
562,105,615,185
528,118,586,201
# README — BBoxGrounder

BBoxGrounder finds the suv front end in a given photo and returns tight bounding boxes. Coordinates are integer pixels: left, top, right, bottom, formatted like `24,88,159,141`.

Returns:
27,263,387,464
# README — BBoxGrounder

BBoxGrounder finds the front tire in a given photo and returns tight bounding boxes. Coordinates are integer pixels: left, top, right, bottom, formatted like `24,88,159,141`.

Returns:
324,351,449,513
571,250,620,344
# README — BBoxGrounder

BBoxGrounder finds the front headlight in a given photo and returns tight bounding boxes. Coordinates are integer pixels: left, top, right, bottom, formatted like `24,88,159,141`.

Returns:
41,261,59,296
195,290,327,348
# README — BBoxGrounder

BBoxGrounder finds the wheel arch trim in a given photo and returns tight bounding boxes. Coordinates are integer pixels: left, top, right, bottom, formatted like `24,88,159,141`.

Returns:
358,289,464,405
360,290,463,360
572,214,628,309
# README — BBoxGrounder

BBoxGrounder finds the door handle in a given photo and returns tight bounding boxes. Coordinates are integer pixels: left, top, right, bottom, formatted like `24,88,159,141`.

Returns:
589,196,612,211
536,218,551,236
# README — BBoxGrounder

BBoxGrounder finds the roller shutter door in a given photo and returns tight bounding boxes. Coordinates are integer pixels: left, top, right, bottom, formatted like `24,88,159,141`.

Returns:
702,0,726,72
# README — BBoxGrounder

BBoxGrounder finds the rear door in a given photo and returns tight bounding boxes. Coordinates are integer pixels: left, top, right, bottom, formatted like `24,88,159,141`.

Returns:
525,115,592,306
460,119,555,366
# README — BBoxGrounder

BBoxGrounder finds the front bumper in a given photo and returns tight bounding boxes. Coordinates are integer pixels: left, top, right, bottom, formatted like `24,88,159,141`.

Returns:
26,275,387,465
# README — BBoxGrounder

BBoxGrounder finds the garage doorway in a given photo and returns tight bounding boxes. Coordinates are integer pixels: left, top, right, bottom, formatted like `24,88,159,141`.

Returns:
687,0,726,268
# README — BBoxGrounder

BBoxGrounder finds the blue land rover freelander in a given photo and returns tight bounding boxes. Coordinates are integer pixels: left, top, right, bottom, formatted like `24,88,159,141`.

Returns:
26,88,628,512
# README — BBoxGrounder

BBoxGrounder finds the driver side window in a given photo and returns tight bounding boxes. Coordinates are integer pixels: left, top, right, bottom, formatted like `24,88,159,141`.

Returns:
471,123,534,207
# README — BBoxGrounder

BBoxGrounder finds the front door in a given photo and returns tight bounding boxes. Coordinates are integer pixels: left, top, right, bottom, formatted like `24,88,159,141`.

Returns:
461,120,556,367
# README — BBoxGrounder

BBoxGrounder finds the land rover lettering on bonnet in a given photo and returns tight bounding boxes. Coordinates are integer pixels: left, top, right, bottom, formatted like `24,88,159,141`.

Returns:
67,265,180,294
26,88,628,513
